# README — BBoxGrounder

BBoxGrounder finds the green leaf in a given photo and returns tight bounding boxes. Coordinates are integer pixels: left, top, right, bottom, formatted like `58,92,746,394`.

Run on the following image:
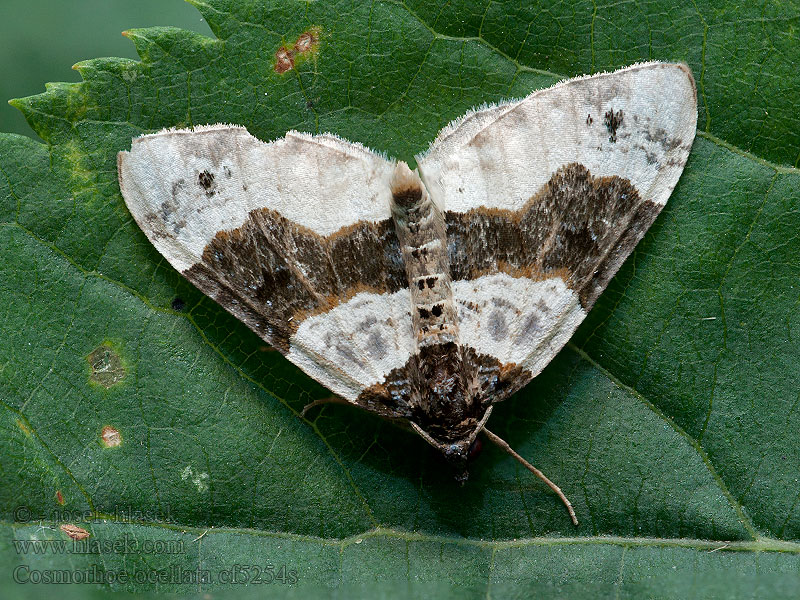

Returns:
2,0,799,596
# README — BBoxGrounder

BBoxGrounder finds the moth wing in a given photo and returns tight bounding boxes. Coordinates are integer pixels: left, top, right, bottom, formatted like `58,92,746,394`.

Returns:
418,62,697,217
118,125,414,404
417,62,697,396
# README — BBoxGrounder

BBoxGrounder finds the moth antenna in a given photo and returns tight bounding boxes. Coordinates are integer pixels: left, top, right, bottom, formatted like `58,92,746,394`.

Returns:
299,396,350,418
482,428,578,526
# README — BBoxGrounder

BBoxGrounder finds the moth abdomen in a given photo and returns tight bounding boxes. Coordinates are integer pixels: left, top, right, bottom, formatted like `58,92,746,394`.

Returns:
390,161,458,348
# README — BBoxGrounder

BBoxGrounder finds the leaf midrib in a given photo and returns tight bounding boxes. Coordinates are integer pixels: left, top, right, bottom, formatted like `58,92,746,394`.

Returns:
7,519,800,554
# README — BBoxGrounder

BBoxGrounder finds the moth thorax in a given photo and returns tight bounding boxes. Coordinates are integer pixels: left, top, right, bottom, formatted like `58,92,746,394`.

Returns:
411,342,485,444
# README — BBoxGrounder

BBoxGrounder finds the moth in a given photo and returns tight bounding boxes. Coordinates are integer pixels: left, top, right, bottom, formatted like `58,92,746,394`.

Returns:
118,62,697,525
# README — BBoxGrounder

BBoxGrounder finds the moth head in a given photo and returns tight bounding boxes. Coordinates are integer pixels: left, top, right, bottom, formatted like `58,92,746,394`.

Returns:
409,406,493,483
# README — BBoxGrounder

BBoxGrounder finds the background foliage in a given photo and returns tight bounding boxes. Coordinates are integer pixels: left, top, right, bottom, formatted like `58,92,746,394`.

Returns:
1,0,799,596
0,0,211,139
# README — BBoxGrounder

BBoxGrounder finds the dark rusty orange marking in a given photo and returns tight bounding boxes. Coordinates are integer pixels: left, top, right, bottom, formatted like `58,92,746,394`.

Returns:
101,425,122,448
275,46,294,74
294,29,319,53
275,27,321,74
60,524,90,540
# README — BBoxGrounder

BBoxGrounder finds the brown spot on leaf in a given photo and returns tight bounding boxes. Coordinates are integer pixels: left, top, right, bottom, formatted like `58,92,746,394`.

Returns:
88,344,125,388
56,490,64,505
101,426,122,448
275,46,295,74
16,419,31,436
275,27,322,74
294,29,320,53
60,524,90,541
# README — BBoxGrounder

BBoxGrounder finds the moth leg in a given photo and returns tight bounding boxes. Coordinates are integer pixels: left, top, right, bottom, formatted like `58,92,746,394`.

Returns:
299,396,352,418
482,428,578,526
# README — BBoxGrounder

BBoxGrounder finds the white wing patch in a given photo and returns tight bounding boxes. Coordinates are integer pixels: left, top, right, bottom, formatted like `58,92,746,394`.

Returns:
453,273,586,377
287,290,414,401
418,61,696,213
119,125,396,271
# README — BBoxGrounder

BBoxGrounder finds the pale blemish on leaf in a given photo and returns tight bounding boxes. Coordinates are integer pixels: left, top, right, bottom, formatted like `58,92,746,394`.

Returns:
121,69,140,83
181,465,209,492
16,419,31,436
60,524,90,541
101,425,122,448
88,344,125,388
64,138,93,190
